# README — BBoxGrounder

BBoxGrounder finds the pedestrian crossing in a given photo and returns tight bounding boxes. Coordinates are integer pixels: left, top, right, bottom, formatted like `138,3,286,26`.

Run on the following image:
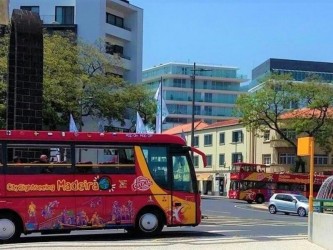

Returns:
201,215,307,227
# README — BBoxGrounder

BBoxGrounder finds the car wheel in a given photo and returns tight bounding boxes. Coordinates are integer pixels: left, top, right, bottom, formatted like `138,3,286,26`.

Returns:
298,207,307,217
0,213,22,243
135,210,164,236
246,200,253,204
268,205,277,214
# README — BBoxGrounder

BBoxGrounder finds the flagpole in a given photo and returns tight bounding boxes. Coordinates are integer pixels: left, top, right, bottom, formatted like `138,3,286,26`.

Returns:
160,76,163,133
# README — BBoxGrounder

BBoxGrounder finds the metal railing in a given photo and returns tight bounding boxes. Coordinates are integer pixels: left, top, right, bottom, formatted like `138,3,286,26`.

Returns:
313,199,333,213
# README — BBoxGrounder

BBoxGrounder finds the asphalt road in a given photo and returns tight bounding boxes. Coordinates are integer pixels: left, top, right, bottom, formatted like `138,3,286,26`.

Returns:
201,197,308,237
0,197,314,249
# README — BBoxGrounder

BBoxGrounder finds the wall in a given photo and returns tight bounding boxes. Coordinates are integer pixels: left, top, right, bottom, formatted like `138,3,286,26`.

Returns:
311,212,333,250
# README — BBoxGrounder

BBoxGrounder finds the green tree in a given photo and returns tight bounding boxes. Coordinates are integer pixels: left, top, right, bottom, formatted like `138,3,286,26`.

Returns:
235,74,333,153
0,31,9,128
0,31,155,130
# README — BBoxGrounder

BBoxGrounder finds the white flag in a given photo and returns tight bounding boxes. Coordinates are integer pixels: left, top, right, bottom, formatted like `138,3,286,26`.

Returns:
69,113,78,132
136,112,147,133
155,83,169,134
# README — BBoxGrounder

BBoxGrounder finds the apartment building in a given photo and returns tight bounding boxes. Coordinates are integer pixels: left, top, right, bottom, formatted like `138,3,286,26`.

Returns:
142,62,248,130
247,58,333,92
9,0,143,83
164,119,251,196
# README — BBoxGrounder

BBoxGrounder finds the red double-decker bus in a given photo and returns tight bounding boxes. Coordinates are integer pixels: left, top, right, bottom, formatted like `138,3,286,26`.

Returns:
0,130,206,243
228,162,327,204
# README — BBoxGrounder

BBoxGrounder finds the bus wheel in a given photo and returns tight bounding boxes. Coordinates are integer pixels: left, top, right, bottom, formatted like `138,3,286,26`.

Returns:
256,195,264,204
0,213,22,243
136,210,163,236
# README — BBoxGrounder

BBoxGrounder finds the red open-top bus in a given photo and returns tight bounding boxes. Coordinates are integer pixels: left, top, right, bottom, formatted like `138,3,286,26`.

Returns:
228,162,327,204
0,130,206,243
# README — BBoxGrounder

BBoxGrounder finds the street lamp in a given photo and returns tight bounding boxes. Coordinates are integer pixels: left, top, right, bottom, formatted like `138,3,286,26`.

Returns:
190,62,212,159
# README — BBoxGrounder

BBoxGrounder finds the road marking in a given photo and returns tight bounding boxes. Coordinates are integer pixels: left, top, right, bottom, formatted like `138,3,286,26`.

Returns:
204,209,230,214
234,204,268,213
201,215,307,227
207,229,248,233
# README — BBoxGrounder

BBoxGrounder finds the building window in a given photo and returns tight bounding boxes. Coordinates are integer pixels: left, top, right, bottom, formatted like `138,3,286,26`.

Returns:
278,153,295,165
281,129,296,140
194,105,200,115
219,154,225,167
105,42,124,56
232,153,243,163
204,93,212,102
206,155,212,168
314,155,328,165
193,136,199,147
219,132,225,144
193,156,199,168
204,134,213,146
262,154,271,165
21,6,39,14
232,130,243,143
264,131,270,141
204,106,212,116
173,79,186,88
55,6,74,24
106,13,124,28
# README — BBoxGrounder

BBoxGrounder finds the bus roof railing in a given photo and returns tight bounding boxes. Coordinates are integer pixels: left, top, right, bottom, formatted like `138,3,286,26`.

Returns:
0,130,187,145
232,162,269,167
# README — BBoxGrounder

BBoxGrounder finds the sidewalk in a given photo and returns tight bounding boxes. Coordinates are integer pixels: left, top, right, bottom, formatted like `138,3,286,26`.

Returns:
0,237,325,250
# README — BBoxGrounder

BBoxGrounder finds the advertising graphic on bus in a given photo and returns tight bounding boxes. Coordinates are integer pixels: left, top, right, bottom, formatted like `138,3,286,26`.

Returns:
0,130,206,243
228,162,328,204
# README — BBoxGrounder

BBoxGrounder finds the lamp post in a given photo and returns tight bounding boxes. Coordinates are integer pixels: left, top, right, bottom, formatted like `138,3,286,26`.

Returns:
190,62,212,159
190,62,196,158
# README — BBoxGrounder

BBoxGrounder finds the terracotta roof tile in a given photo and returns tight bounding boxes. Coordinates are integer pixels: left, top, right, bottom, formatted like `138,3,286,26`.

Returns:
163,120,208,135
279,107,333,119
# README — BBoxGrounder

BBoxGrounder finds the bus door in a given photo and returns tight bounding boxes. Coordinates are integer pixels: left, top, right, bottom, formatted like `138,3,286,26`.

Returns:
170,149,198,225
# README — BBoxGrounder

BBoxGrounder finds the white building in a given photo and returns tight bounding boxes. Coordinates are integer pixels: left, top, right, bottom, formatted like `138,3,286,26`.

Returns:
9,0,143,83
142,62,248,130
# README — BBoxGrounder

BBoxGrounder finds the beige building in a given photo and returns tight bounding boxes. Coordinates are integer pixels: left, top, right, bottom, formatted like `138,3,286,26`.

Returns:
164,119,251,196
164,118,333,196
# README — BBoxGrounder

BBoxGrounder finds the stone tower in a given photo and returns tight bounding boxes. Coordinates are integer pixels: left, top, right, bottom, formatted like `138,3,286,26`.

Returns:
6,9,43,130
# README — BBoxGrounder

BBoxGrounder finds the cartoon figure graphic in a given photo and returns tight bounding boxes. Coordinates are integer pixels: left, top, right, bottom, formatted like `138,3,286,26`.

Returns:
112,201,122,224
41,200,59,219
126,200,134,220
90,212,103,226
28,201,36,217
26,201,38,230
76,210,89,226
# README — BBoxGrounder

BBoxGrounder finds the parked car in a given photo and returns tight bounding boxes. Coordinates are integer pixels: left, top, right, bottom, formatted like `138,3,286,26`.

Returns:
268,193,308,217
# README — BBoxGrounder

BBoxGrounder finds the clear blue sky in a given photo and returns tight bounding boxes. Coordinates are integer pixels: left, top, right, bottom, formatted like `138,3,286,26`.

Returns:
130,0,333,81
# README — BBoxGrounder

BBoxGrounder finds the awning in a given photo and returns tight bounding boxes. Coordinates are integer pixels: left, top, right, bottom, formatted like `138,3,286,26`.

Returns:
196,173,213,181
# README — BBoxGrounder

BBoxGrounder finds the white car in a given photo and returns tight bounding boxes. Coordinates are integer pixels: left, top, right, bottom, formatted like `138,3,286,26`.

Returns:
268,193,308,217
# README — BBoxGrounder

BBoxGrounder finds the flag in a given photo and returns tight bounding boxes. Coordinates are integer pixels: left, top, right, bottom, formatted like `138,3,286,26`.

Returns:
136,112,147,133
69,113,78,132
154,83,169,133
98,120,105,133
181,129,187,143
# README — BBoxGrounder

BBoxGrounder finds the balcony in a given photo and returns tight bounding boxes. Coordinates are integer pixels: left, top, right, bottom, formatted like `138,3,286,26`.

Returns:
40,15,77,33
